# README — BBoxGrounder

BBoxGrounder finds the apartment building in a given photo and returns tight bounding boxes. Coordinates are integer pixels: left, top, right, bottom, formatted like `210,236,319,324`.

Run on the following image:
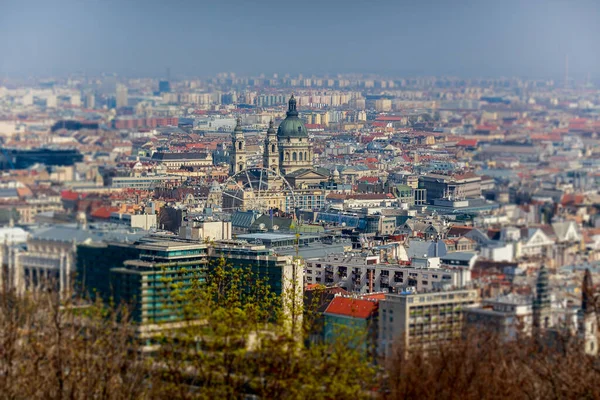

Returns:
378,289,480,357
305,252,470,293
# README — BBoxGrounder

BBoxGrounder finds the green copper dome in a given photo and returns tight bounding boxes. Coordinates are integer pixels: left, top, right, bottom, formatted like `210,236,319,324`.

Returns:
277,95,308,139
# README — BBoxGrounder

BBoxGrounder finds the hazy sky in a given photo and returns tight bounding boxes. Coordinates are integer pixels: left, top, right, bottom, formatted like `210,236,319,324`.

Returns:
1,0,599,79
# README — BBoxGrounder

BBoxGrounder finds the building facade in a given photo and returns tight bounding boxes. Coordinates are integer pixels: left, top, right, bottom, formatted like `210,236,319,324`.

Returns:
305,252,470,293
378,289,480,357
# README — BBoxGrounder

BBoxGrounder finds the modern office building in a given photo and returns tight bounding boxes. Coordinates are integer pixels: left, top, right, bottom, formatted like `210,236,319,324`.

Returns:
378,288,479,357
76,237,302,325
210,240,302,299
158,80,171,93
111,240,209,324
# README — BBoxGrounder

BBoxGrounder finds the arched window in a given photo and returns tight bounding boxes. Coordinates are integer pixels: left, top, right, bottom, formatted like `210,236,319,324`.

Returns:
292,152,297,161
305,151,308,161
238,141,242,151
239,163,244,172
271,144,276,153
285,152,289,161
299,152,303,161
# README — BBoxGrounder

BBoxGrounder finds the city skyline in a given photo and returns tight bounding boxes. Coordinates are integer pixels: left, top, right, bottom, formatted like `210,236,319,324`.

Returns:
1,0,600,80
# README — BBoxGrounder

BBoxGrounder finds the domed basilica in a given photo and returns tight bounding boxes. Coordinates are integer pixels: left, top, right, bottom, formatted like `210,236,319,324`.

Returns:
230,95,329,189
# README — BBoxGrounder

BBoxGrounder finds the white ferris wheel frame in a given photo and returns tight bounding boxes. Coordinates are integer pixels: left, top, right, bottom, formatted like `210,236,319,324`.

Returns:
220,166,297,215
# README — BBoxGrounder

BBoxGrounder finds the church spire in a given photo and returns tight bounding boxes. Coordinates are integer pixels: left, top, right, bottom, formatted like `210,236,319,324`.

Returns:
579,268,598,355
582,268,594,314
267,119,275,135
286,94,298,117
533,265,551,336
234,116,243,134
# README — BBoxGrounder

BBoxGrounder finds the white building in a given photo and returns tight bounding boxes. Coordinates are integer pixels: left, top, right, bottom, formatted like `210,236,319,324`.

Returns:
305,252,470,293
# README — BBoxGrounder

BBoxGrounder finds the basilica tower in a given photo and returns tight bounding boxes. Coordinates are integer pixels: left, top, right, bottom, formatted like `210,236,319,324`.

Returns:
263,120,279,172
230,117,246,175
277,95,313,175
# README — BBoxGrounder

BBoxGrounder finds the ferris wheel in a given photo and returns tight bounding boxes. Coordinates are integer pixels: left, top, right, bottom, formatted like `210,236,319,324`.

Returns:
221,167,297,215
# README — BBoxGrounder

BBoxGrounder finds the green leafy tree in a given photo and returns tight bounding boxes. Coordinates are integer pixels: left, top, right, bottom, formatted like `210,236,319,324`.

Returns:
152,256,377,399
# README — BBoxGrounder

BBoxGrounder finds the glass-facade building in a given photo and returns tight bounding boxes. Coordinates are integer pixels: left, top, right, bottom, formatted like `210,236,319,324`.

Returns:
76,238,302,325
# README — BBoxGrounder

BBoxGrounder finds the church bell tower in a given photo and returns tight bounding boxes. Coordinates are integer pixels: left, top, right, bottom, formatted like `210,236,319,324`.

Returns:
230,117,246,175
263,120,279,172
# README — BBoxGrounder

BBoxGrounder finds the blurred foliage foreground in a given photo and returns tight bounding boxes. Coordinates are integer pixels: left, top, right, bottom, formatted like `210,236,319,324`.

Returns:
0,258,598,399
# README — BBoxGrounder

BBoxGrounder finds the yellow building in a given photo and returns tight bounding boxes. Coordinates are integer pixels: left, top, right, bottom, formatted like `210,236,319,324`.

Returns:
375,99,392,112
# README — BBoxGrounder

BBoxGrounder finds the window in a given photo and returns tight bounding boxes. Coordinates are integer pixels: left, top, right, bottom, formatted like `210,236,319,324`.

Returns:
292,152,297,161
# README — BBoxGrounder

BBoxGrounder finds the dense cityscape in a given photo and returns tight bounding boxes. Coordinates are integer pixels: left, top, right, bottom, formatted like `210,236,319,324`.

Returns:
1,0,600,397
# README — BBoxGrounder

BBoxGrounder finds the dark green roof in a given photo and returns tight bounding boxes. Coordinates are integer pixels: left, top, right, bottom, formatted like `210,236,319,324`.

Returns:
277,95,308,139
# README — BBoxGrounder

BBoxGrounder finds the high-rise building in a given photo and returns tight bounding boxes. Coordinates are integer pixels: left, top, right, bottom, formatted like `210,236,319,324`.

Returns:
46,94,57,108
85,92,95,109
116,84,128,108
76,237,302,326
378,288,479,357
158,80,171,93
375,99,392,112
70,93,81,107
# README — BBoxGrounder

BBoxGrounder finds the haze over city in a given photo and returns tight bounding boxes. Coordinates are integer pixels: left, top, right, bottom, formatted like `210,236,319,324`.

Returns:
0,1,600,398
2,0,600,79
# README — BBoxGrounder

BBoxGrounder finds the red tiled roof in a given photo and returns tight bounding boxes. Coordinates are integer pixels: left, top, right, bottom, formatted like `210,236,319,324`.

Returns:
456,139,478,147
324,297,378,319
91,206,119,219
561,193,586,206
305,283,323,290
360,292,386,300
61,190,82,201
